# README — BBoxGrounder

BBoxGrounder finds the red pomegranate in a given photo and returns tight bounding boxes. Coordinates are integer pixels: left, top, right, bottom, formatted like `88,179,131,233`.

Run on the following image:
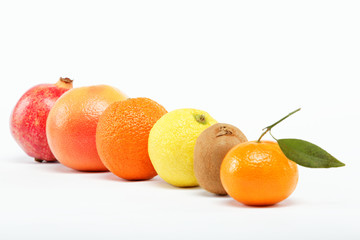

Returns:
10,77,73,162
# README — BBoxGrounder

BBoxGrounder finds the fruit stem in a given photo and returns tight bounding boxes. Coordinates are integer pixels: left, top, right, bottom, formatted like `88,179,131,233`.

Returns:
56,77,73,89
35,158,44,163
257,129,270,143
60,77,73,83
257,108,301,142
195,114,206,124
216,126,233,137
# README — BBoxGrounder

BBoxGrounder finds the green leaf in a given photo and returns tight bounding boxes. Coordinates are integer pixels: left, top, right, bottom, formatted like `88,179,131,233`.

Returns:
277,139,345,168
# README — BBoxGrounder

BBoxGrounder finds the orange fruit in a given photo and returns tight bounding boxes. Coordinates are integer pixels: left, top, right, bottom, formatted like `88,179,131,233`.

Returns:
46,85,127,171
220,141,298,206
96,97,167,180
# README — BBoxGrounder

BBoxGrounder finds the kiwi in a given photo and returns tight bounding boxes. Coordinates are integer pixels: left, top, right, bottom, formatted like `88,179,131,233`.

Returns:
194,123,247,195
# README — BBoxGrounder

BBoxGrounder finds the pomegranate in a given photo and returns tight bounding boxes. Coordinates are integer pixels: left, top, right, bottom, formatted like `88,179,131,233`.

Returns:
10,77,73,162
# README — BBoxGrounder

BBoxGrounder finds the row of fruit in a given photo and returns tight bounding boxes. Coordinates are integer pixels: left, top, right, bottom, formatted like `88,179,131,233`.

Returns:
10,78,344,206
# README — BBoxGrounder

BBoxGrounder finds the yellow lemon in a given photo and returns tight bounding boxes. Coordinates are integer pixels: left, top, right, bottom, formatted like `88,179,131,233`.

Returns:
148,109,217,187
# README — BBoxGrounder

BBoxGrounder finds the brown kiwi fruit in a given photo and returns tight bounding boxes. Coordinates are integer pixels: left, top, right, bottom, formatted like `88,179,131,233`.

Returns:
194,123,247,195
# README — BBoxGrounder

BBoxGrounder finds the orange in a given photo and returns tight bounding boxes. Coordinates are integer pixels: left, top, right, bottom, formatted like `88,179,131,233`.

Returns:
46,85,127,171
96,97,167,180
220,141,298,206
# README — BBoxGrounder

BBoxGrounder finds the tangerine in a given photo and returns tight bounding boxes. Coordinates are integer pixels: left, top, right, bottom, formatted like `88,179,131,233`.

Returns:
220,141,298,206
96,97,167,180
46,85,127,171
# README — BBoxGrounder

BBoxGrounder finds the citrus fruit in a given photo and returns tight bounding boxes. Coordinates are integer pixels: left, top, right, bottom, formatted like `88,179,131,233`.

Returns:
46,85,127,171
10,77,73,162
148,109,217,187
220,140,298,206
96,97,167,180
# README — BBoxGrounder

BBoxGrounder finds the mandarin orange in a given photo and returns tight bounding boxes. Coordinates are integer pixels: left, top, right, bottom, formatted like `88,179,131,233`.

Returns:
220,140,298,206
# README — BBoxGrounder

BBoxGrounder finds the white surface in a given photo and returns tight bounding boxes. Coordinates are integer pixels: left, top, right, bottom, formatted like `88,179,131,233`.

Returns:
1,0,360,239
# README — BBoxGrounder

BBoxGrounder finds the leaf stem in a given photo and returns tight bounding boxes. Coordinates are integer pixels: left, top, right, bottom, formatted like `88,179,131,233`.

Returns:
269,130,278,141
257,108,301,142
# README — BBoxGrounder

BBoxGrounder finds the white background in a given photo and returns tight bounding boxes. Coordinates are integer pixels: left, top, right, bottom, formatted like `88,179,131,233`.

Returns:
1,0,359,239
